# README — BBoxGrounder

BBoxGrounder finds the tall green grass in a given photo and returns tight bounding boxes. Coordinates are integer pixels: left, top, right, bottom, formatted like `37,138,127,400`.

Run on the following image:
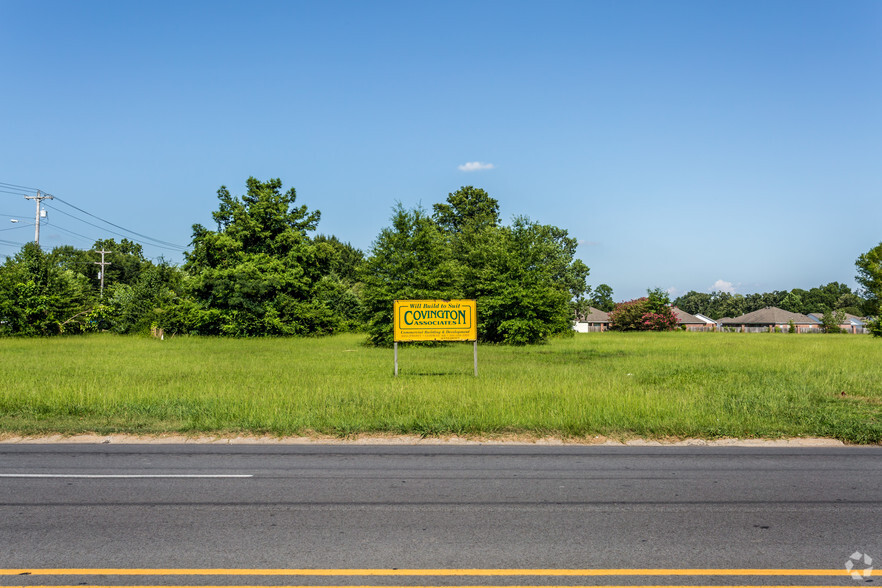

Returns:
0,332,879,442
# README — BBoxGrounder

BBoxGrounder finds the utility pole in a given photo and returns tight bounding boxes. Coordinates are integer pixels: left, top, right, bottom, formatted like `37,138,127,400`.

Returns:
24,190,53,245
94,250,112,297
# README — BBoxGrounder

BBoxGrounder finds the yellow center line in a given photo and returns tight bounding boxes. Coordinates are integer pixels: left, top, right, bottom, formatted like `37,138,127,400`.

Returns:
0,585,858,588
0,569,852,576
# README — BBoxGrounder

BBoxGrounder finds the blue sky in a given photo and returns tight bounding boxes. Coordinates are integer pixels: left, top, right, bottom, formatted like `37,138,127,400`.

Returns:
1,0,880,301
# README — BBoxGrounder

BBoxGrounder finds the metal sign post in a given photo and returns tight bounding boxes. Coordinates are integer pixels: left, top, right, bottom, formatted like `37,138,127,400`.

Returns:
393,299,478,377
473,340,478,377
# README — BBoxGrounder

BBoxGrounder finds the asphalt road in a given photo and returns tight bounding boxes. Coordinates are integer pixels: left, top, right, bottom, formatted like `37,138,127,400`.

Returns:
0,444,879,586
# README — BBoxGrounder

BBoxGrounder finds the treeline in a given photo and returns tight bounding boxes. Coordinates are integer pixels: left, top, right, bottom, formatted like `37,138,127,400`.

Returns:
672,283,868,320
0,178,589,345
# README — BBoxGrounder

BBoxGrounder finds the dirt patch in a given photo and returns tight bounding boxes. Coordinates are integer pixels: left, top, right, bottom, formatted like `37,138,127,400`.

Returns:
0,432,855,446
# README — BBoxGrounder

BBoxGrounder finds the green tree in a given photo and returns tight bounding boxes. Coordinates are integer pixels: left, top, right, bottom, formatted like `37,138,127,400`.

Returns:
856,242,882,337
646,287,671,313
0,242,93,335
834,292,864,316
715,292,745,319
820,309,847,334
363,188,589,346
89,238,148,291
361,204,461,346
311,234,366,332
313,234,364,284
432,186,500,235
462,217,588,344
802,282,853,314
590,284,616,312
48,245,94,280
779,291,804,314
432,187,588,344
856,242,882,317
182,177,339,336
608,289,678,332
108,259,186,334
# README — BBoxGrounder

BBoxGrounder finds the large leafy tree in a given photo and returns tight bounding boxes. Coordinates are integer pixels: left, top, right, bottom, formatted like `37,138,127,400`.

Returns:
311,234,366,332
856,242,882,336
675,283,865,320
90,238,149,290
590,284,616,312
361,204,460,346
182,177,339,336
363,187,590,346
49,239,148,294
0,242,93,335
432,186,500,235
463,216,589,344
107,259,186,334
608,288,678,331
856,242,882,316
779,291,804,314
433,186,589,344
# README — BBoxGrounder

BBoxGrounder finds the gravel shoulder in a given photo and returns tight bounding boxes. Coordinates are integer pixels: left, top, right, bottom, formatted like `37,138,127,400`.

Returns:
0,433,858,446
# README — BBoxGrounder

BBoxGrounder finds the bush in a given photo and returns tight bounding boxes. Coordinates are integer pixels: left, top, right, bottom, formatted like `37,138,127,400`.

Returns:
608,297,679,331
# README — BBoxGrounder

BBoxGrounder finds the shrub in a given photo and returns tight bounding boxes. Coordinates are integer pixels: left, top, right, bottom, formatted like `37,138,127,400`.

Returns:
608,297,679,331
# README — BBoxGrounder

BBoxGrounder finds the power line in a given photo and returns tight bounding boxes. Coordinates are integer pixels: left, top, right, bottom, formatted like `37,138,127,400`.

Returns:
43,221,95,243
0,181,40,191
43,204,186,252
43,205,138,242
1,180,188,252
0,223,35,232
49,195,186,249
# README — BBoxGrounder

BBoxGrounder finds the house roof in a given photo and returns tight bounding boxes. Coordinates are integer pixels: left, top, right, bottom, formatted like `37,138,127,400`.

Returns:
576,306,610,323
694,313,717,325
720,306,815,325
806,312,865,326
671,307,705,325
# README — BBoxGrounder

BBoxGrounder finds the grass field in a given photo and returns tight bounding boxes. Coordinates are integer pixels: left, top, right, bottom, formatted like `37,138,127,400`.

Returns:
0,332,880,443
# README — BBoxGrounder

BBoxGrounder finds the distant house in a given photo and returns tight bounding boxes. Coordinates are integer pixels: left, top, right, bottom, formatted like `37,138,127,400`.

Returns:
719,306,819,333
694,313,718,329
574,307,610,333
806,312,868,334
671,307,711,331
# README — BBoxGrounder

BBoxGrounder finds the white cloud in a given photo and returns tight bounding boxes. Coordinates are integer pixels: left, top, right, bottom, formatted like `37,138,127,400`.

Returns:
666,286,682,299
458,161,495,172
577,239,600,246
711,279,736,294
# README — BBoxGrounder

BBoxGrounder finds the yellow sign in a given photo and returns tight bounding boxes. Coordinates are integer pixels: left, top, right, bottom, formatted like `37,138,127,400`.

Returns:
394,299,477,342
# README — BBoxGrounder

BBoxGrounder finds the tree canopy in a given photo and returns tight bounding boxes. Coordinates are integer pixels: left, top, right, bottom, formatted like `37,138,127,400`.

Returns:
590,284,616,312
856,242,882,336
672,282,867,320
362,187,589,346
608,288,678,331
6,173,874,342
856,243,882,316
181,177,347,336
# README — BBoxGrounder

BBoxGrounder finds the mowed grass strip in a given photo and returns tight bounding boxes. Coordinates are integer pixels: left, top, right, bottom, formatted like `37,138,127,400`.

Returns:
0,332,879,442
